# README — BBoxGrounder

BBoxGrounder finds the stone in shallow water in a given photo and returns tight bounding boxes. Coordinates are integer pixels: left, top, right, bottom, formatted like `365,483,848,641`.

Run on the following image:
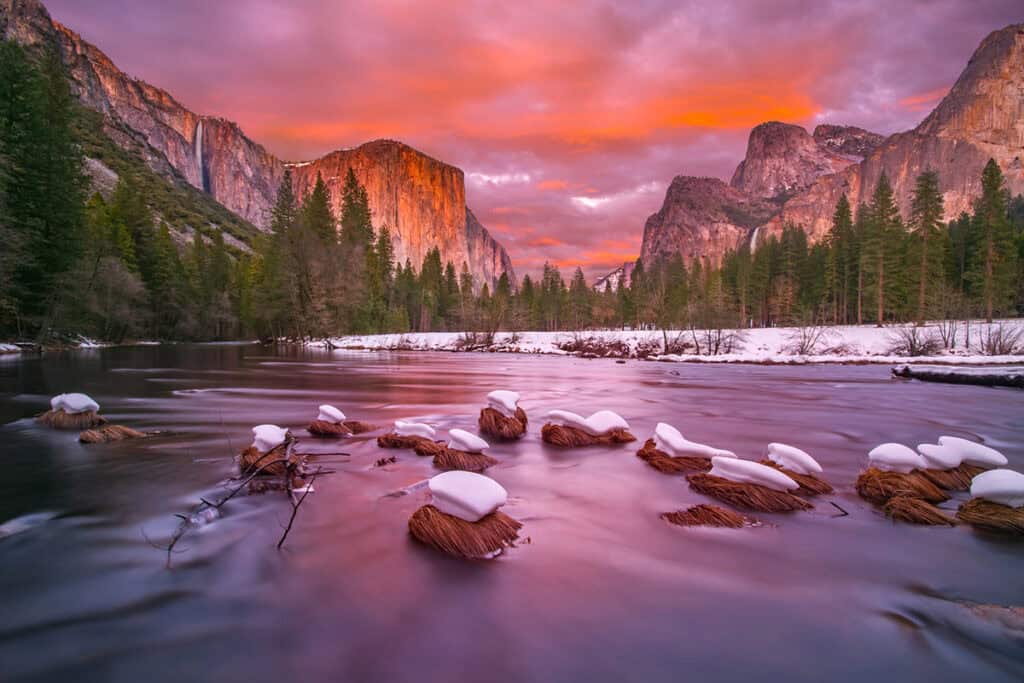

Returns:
429,470,508,522
252,424,288,453
868,443,924,473
317,404,346,423
970,469,1024,507
655,422,735,459
395,420,435,438
938,436,1007,467
709,456,799,492
486,390,520,417
50,393,99,414
916,443,962,470
448,428,489,453
766,442,822,475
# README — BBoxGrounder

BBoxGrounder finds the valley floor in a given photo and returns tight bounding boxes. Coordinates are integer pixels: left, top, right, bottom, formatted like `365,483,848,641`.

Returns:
311,319,1024,365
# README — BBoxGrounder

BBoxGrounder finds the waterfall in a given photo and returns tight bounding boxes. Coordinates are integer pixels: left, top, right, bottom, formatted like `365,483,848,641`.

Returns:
750,225,762,251
193,119,208,192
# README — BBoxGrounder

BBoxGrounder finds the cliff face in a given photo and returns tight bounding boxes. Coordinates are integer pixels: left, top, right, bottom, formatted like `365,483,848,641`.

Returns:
640,177,777,267
643,23,1023,264
0,0,515,288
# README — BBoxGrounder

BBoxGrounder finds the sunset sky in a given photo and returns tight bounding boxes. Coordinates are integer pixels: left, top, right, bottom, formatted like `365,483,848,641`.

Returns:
46,0,1022,279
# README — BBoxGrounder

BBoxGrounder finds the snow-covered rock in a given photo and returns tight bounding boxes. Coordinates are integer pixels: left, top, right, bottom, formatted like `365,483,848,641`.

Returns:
448,428,489,453
252,424,288,453
868,443,925,473
654,422,735,459
938,436,1008,467
547,409,629,436
429,470,508,522
487,390,520,417
708,456,799,492
766,442,822,475
317,404,346,423
916,443,963,470
395,420,435,438
970,469,1024,507
50,393,100,414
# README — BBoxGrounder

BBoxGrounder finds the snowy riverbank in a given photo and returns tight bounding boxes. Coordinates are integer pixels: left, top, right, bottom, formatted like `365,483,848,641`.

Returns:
310,320,1024,365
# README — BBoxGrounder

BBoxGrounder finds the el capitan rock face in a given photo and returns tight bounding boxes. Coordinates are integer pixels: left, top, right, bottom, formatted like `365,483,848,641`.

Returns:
0,0,515,288
642,23,1024,265
640,177,777,267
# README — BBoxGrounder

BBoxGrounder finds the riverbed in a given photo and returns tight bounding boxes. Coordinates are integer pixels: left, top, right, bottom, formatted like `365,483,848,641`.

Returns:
1,345,1022,682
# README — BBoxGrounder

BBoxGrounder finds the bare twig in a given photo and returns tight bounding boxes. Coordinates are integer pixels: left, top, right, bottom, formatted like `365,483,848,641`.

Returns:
830,501,849,517
278,466,323,550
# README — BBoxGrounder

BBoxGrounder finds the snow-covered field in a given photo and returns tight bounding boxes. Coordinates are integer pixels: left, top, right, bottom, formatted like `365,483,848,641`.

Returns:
312,319,1024,365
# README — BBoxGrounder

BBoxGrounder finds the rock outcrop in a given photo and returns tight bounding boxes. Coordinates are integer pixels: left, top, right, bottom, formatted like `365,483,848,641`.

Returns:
593,262,635,291
640,177,777,267
0,0,515,288
643,23,1024,264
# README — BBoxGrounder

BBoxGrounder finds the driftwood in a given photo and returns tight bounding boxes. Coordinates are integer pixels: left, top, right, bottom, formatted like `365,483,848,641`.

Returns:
78,424,147,443
956,499,1024,535
432,448,498,473
882,496,957,526
918,464,985,492
478,407,528,440
636,439,712,474
661,504,750,528
758,459,833,495
37,409,106,430
541,423,636,448
855,467,948,504
686,473,813,513
306,420,376,437
892,364,1024,389
408,504,521,559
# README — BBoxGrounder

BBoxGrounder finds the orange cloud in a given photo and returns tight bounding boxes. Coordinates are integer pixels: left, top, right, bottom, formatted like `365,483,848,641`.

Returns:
899,87,949,112
527,236,564,247
537,179,569,190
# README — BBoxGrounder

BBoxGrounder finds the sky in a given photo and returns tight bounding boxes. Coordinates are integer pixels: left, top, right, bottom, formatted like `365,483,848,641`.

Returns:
45,0,1023,280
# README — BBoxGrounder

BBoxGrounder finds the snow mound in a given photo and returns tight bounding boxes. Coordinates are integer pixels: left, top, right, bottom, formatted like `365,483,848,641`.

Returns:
252,424,288,453
486,390,520,417
868,443,924,473
916,443,962,470
938,436,1008,467
709,456,799,492
547,409,629,436
448,428,489,453
766,442,822,475
429,470,508,522
50,393,100,414
317,404,346,424
970,469,1024,508
654,423,735,459
395,420,435,438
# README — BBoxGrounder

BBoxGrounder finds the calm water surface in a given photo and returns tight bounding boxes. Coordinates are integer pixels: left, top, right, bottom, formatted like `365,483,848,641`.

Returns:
1,345,1022,682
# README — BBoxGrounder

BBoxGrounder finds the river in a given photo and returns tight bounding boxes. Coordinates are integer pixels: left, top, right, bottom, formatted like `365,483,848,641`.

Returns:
1,345,1022,682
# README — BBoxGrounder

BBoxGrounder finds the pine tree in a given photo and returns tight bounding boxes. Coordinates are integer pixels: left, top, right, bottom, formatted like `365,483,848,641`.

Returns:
568,266,591,330
908,170,945,322
968,159,1016,321
861,174,902,325
302,172,335,243
339,168,373,247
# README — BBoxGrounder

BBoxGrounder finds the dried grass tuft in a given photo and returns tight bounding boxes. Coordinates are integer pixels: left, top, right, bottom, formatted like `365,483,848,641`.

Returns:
377,432,437,452
541,423,636,448
307,420,351,437
661,504,749,528
238,438,300,477
412,439,449,457
636,439,711,474
686,473,813,512
343,420,376,434
855,467,948,504
478,407,528,440
78,424,146,443
432,448,498,472
919,466,979,492
408,504,522,559
37,409,106,430
758,458,833,495
956,498,1024,535
882,496,957,526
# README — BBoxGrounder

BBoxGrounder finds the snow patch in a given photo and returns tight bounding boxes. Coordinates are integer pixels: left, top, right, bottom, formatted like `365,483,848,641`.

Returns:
429,471,508,522
938,436,1008,468
916,443,962,470
50,393,99,414
708,456,799,492
548,409,629,436
654,422,735,459
252,424,288,453
487,390,520,417
766,442,822,475
395,420,435,438
317,404,346,423
448,428,488,453
970,469,1024,508
868,443,924,473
